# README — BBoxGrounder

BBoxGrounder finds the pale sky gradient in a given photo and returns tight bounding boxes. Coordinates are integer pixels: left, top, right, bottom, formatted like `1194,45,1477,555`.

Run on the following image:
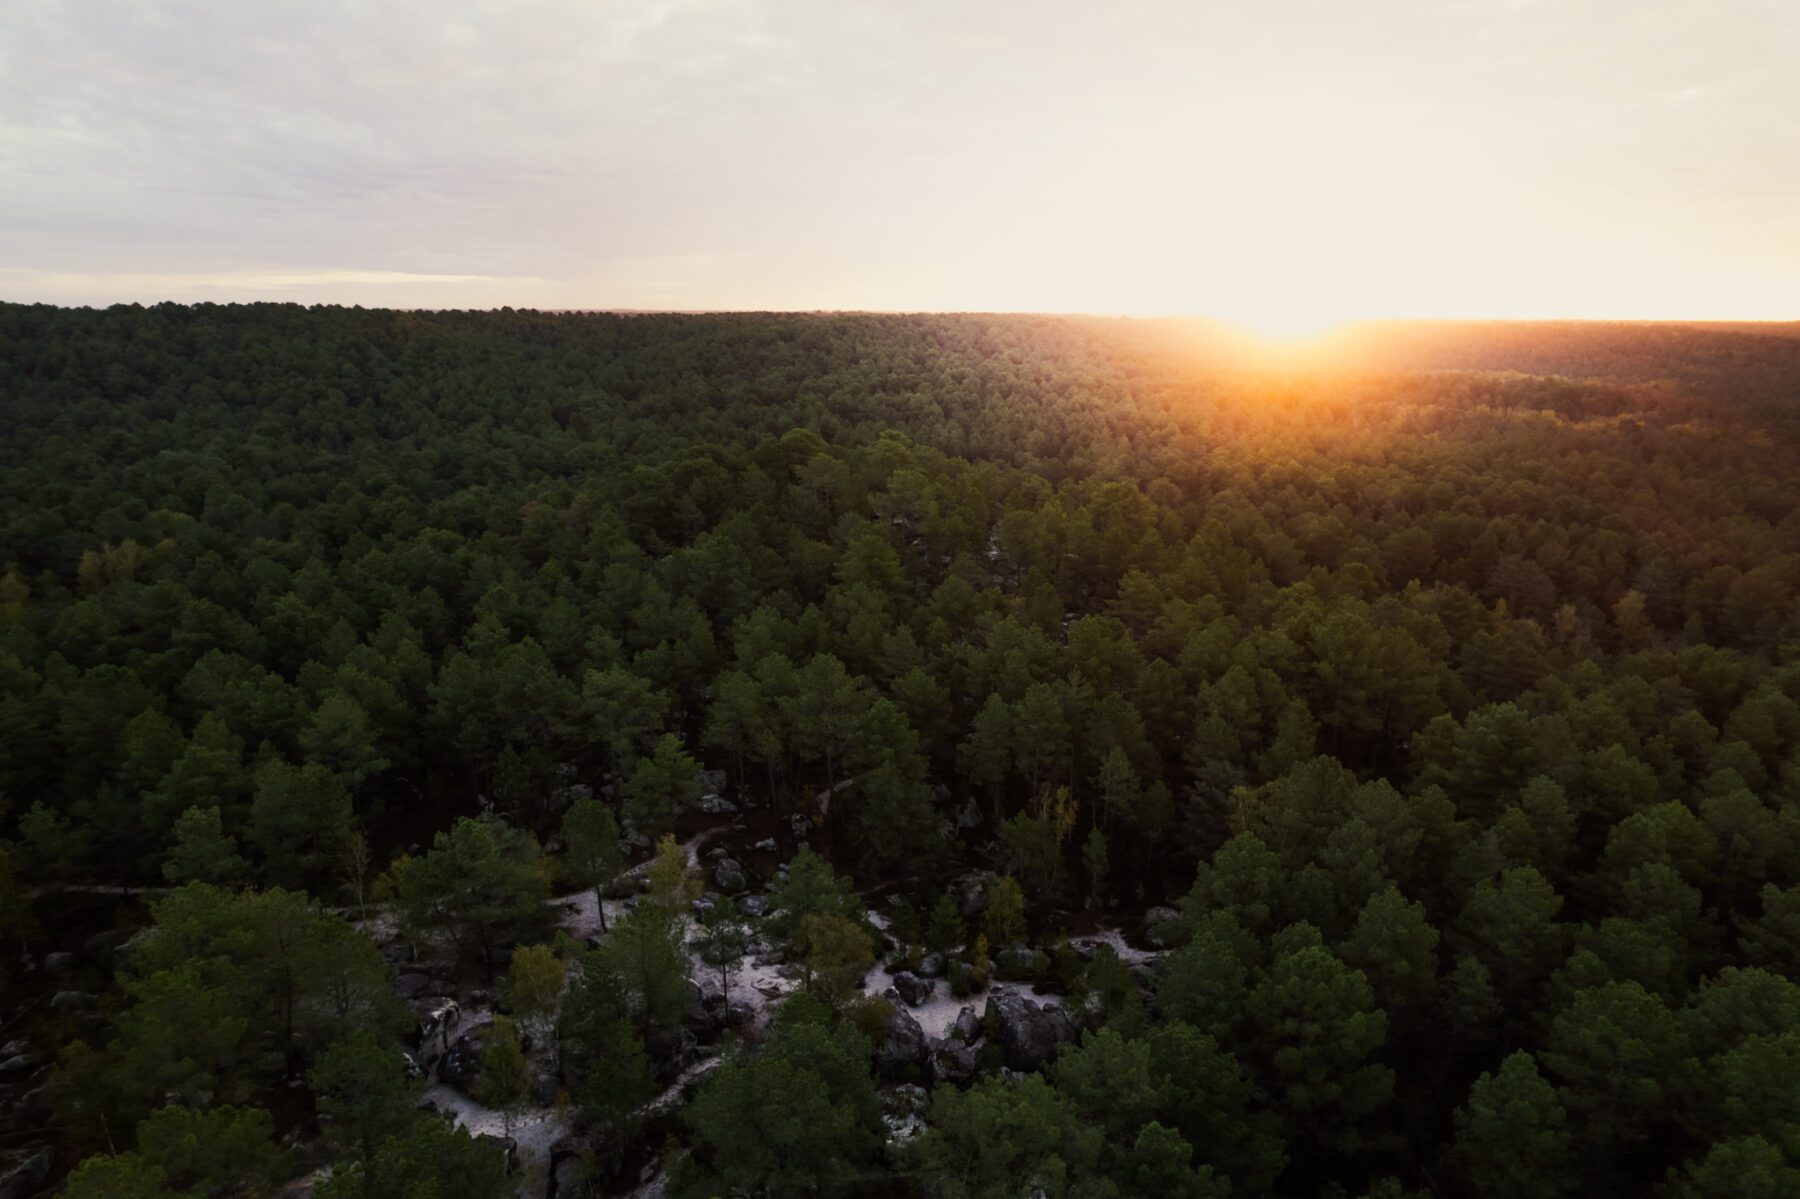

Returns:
3,1,1798,330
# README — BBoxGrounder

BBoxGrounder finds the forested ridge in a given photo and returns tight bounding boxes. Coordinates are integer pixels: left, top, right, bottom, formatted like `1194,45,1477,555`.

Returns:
2,302,1798,1198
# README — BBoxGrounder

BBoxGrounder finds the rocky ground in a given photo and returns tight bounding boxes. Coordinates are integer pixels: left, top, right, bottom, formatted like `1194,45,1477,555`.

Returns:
364,798,1170,1198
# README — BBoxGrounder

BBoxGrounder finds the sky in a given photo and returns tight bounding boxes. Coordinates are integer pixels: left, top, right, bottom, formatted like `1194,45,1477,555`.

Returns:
3,0,1798,332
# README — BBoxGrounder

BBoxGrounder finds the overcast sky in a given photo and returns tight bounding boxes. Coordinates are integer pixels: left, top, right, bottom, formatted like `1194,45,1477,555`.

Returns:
3,1,1797,326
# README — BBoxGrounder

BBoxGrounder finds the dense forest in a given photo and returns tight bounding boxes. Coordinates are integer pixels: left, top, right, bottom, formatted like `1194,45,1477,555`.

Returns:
2,303,1799,1198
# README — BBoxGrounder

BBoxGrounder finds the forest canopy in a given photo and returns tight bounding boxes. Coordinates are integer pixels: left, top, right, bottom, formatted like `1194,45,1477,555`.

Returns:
2,303,1798,1197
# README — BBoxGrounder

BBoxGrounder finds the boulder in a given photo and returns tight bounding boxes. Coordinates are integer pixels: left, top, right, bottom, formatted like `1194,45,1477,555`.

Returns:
874,990,928,1077
736,894,770,918
0,1053,38,1077
684,980,721,1034
0,1145,53,1199
531,1071,560,1106
927,1036,979,1085
951,1005,981,1043
713,859,748,893
48,990,95,1012
695,768,728,795
548,783,592,813
890,971,935,1008
917,952,946,979
789,815,814,840
883,1082,929,1118
43,951,78,975
699,794,738,815
395,972,440,999
1144,906,1183,948
0,1041,26,1061
436,1027,490,1093
752,837,779,854
953,872,997,920
983,988,1074,1072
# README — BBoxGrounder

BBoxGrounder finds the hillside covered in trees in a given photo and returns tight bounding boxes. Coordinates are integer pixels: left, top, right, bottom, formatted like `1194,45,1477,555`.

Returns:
2,304,1799,1198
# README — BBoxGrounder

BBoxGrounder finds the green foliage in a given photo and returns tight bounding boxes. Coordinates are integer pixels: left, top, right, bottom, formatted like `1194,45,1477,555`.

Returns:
559,795,623,929
983,875,1028,948
914,1072,1103,1199
161,804,248,886
768,846,864,942
796,912,876,1004
14,308,1800,1197
310,1030,422,1168
684,996,882,1196
314,1114,513,1199
1451,1052,1574,1197
927,893,967,954
622,733,701,838
135,1103,292,1197
472,1016,531,1135
501,943,566,1040
247,759,352,887
392,813,548,977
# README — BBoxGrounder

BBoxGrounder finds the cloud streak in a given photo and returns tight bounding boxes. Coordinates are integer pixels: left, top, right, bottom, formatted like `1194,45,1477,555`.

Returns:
2,1,1797,319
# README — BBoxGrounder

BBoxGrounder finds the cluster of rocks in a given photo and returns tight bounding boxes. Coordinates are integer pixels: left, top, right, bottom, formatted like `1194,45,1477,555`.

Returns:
872,986,1075,1085
696,768,737,815
0,1037,52,1190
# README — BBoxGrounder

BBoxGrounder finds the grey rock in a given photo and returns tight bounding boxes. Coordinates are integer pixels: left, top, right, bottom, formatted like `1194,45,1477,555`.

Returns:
983,988,1074,1072
695,768,728,794
49,990,95,1012
43,951,77,975
395,972,440,999
890,971,935,1008
713,859,748,893
874,990,928,1077
917,952,946,979
0,1041,26,1059
884,1082,930,1118
0,1054,37,1076
951,1005,981,1043
954,872,998,920
736,894,771,918
928,1036,978,1085
0,1145,52,1198
436,1027,491,1093
789,815,814,839
531,1071,560,1106
752,837,779,854
1144,907,1181,943
699,793,738,815
884,1111,928,1143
